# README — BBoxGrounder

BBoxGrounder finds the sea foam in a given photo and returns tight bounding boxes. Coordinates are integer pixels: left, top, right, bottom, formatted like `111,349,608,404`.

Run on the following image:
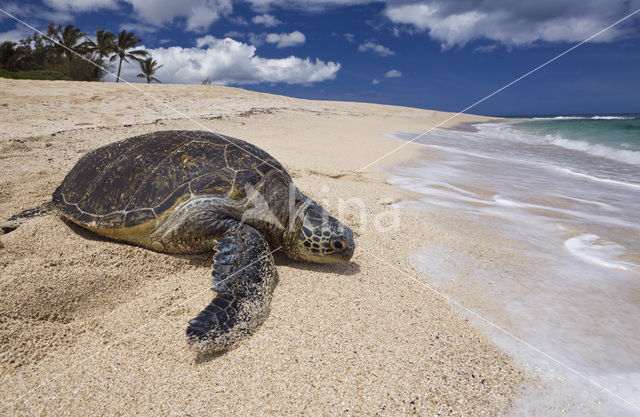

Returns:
564,234,638,271
554,167,640,190
386,120,640,416
549,136,640,165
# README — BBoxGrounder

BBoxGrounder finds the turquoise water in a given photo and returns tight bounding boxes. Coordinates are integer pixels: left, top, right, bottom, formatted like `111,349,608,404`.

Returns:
513,114,640,152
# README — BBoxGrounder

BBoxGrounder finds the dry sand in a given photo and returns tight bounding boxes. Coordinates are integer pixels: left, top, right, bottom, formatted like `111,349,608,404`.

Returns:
0,79,526,416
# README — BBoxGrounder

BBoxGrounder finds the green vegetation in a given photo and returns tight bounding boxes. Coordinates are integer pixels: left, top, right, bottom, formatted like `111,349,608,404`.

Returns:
137,58,163,83
111,30,148,82
0,23,155,83
0,69,71,80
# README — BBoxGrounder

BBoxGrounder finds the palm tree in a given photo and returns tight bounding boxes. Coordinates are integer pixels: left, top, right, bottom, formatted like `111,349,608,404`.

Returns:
46,23,90,77
110,30,148,82
137,57,162,83
86,28,115,80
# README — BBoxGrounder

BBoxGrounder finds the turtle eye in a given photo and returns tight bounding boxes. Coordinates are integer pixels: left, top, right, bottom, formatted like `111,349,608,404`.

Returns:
331,239,345,250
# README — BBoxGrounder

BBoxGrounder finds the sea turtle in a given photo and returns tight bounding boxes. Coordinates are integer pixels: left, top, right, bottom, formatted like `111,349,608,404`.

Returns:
51,130,355,352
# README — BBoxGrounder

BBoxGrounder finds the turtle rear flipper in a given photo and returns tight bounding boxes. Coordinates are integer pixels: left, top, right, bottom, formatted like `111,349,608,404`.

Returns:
187,222,278,352
2,202,55,235
8,202,55,222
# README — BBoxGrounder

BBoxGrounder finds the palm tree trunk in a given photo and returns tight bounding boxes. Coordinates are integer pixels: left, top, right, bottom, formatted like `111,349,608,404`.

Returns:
117,56,123,82
67,55,71,77
96,55,105,81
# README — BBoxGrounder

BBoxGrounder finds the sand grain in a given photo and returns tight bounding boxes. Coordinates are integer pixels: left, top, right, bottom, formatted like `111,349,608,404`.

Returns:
0,79,525,416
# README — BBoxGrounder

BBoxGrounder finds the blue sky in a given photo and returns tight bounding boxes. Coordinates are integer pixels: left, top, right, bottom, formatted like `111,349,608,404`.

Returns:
1,0,639,115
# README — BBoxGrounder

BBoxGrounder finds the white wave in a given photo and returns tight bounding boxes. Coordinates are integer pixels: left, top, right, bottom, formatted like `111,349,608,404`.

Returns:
531,116,585,120
554,167,640,190
493,196,526,208
530,115,635,121
564,234,638,271
475,122,550,145
474,123,640,166
557,195,617,210
591,115,635,120
549,137,640,165
477,123,640,165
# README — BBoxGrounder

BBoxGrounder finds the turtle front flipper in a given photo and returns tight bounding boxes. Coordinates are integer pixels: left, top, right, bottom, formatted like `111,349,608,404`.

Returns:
186,222,278,352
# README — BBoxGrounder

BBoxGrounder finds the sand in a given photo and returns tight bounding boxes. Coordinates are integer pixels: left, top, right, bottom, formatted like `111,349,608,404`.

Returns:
0,79,526,416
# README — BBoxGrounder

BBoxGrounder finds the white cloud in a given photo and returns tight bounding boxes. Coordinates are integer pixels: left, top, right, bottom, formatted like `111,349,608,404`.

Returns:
245,0,371,13
115,36,340,85
265,31,306,48
252,14,281,27
228,16,249,25
119,22,159,34
224,30,245,38
122,0,232,32
358,41,395,56
474,44,497,53
7,0,637,51
0,25,33,43
384,69,402,78
0,2,73,23
371,78,380,85
186,5,224,31
224,31,268,46
242,0,640,47
44,0,118,11
383,0,638,49
344,33,355,43
247,32,268,46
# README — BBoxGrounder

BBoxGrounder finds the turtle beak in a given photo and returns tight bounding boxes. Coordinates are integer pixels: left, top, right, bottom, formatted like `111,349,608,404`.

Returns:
339,245,355,262
329,230,355,262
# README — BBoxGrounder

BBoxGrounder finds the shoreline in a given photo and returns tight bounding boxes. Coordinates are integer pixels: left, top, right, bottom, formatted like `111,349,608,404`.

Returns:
0,79,527,416
385,124,640,415
441,118,508,133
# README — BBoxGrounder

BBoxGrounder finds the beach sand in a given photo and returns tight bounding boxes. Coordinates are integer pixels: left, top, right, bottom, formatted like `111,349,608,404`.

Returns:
0,79,526,415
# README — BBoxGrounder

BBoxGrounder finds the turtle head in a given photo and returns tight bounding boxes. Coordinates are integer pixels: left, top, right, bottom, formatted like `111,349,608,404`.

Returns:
285,197,354,263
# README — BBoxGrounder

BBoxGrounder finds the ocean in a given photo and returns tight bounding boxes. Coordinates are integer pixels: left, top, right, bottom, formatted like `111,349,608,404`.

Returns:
385,115,640,415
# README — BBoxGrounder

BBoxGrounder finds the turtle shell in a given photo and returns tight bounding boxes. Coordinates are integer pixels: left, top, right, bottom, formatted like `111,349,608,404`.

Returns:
52,130,287,236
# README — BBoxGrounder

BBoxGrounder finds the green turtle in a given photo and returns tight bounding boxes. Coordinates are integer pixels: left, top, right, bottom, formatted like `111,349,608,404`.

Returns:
51,130,355,352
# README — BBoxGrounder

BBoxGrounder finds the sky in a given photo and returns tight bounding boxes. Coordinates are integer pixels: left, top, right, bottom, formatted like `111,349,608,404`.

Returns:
0,0,639,115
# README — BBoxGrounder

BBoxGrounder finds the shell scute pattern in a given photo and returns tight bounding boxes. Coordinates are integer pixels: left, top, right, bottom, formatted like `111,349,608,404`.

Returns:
79,134,189,213
80,153,151,215
126,141,221,210
53,131,291,232
152,183,191,218
231,169,263,199
188,167,236,198
254,161,275,177
224,141,273,172
97,211,126,228
61,137,143,205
